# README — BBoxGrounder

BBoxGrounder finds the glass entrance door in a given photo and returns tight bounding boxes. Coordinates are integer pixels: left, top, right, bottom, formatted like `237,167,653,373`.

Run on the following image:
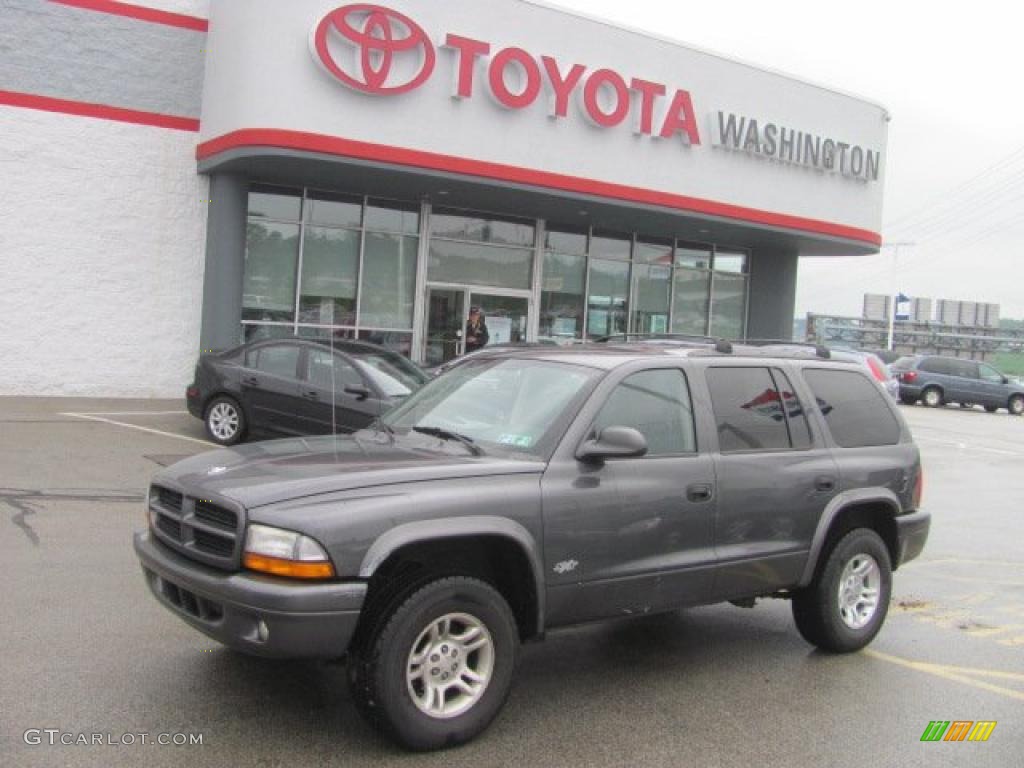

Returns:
469,293,528,347
422,287,531,367
424,288,466,367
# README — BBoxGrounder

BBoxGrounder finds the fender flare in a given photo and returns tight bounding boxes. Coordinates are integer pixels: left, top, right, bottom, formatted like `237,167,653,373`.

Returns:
359,516,546,635
798,488,901,587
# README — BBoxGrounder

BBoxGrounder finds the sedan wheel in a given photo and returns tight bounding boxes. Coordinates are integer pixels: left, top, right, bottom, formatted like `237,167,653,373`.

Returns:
1010,395,1024,416
204,397,245,445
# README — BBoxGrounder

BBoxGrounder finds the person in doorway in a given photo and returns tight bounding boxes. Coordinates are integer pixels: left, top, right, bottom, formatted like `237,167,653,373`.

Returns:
465,306,490,354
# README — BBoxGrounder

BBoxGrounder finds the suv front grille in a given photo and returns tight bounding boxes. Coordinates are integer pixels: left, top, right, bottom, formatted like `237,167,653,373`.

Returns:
157,487,183,513
149,485,244,571
194,500,237,531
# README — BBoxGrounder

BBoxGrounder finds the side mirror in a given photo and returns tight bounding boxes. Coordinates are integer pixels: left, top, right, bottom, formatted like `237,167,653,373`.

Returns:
576,426,648,463
344,386,371,401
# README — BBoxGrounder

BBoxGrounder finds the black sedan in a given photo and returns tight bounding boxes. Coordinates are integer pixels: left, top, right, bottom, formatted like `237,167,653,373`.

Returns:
186,339,430,445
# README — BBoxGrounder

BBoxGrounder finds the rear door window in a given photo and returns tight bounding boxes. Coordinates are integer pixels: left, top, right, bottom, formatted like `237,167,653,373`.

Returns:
706,367,797,453
253,345,301,378
803,369,901,448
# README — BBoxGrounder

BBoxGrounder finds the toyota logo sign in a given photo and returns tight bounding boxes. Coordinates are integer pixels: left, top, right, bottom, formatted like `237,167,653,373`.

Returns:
312,4,435,95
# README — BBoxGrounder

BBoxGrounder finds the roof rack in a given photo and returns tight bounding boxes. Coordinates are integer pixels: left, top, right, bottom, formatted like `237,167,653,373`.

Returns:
739,339,832,359
594,333,735,354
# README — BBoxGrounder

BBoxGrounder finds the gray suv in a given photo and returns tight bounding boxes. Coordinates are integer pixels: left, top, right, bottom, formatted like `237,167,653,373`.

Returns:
134,345,929,750
892,354,1024,414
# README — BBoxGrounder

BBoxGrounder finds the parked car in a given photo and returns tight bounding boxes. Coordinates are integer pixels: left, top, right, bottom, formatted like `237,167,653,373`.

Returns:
828,348,899,400
891,354,1024,414
139,343,928,750
187,339,431,445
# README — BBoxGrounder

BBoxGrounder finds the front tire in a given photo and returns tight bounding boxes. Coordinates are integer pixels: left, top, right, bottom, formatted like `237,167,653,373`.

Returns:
348,577,519,751
1010,395,1024,416
921,387,943,408
204,395,246,445
792,529,892,653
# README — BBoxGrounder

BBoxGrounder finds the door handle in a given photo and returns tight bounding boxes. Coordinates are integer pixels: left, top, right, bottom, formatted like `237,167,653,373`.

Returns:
242,376,259,386
686,484,713,503
815,476,837,492
303,390,320,401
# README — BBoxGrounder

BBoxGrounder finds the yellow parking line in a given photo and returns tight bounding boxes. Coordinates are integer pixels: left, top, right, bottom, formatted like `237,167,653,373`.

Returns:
864,650,1024,702
61,413,214,447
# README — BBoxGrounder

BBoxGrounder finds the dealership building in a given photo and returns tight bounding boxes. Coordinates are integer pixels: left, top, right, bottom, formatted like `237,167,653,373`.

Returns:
2,0,888,396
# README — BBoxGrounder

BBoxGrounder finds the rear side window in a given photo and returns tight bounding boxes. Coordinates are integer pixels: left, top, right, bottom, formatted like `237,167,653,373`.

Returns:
803,369,901,448
918,357,949,375
592,369,696,456
707,367,807,453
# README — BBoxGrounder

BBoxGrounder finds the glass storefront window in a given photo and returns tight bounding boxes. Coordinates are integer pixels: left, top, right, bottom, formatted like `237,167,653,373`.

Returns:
587,259,629,338
589,230,631,260
634,237,674,265
540,251,586,341
360,233,418,329
710,273,748,339
544,225,587,256
243,221,300,323
713,249,748,274
366,199,420,235
305,191,362,228
298,227,360,327
672,268,710,335
357,330,414,357
247,186,301,221
676,242,712,270
631,264,671,334
242,323,295,344
428,239,533,290
431,210,535,247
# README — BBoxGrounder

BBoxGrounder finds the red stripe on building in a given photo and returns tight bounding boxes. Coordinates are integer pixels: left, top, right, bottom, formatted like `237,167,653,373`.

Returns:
49,0,208,32
0,90,200,132
197,128,882,247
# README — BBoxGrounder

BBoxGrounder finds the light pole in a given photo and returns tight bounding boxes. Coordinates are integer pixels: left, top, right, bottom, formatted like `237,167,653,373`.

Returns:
882,241,915,351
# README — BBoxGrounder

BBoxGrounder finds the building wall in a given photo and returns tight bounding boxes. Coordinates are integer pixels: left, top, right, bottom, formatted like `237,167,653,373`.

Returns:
746,250,798,341
0,0,210,396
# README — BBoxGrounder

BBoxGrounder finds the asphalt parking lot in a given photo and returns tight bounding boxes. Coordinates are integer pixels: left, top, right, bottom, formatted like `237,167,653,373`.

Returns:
2,397,1022,767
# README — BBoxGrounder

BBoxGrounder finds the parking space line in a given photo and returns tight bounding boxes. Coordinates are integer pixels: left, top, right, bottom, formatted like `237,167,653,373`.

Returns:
913,436,1023,457
73,410,189,417
60,412,213,447
864,650,1024,702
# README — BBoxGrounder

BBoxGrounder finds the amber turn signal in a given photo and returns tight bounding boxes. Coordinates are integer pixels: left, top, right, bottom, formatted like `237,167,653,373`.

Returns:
243,553,335,580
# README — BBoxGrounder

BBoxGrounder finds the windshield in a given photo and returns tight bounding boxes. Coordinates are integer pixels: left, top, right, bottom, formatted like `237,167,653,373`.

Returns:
354,353,429,398
382,358,600,458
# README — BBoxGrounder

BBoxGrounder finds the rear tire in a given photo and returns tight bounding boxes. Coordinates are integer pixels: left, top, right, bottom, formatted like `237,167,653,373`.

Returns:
792,529,892,653
348,576,519,751
1010,395,1024,416
921,387,943,408
204,396,246,445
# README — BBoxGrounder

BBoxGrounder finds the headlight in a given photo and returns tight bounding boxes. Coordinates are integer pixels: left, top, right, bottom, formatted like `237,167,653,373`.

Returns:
243,524,336,580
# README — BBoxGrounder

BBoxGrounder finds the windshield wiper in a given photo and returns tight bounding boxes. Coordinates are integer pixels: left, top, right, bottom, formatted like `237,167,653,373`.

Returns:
412,426,484,456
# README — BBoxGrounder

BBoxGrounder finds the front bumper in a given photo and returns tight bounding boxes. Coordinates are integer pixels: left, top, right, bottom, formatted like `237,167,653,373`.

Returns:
894,510,930,567
134,531,366,659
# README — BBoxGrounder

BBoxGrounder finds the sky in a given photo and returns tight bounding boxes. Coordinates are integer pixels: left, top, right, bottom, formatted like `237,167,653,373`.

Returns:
551,0,1024,320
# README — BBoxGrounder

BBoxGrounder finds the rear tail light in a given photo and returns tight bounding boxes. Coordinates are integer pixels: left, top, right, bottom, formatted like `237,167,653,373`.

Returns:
900,371,918,384
912,467,924,509
865,356,887,382
186,386,200,399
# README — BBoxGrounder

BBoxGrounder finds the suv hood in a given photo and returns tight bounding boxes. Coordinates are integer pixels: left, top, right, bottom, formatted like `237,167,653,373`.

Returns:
153,434,545,509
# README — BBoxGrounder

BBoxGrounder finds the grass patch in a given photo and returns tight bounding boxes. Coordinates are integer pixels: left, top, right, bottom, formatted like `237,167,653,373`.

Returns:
991,352,1024,377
